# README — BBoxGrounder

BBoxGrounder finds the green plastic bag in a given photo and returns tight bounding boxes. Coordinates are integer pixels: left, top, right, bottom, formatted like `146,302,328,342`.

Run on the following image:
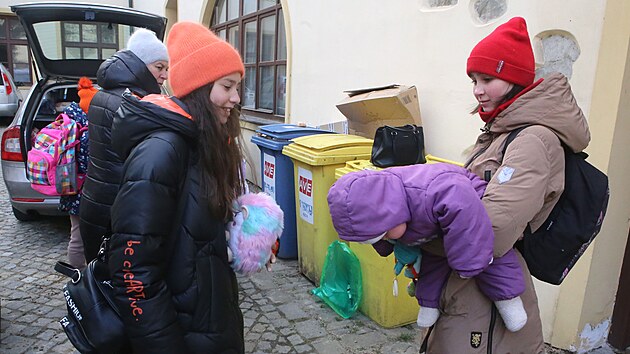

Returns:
311,241,362,319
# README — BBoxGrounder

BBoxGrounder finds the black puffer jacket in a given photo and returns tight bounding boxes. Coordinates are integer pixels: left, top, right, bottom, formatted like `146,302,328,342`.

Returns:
80,50,162,260
108,92,244,354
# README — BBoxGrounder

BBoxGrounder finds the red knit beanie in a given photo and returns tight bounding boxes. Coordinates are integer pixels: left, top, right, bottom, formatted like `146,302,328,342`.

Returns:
467,17,535,87
166,22,245,98
77,77,97,113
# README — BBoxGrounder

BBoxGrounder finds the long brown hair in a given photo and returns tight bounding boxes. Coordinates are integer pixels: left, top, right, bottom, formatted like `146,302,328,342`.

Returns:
180,83,245,220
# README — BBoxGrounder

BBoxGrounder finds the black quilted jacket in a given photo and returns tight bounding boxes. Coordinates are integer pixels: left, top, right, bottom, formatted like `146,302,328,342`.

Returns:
107,92,244,354
80,50,162,260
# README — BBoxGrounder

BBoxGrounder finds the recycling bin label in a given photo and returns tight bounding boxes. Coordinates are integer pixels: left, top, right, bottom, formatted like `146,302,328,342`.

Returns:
298,167,314,224
262,153,276,200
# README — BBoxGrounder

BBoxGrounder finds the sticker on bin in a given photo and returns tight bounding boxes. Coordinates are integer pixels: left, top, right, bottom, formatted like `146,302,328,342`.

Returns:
298,167,314,224
263,153,276,200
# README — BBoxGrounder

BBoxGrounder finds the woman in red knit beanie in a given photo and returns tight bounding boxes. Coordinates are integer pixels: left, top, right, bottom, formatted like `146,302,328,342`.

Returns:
106,21,247,353
421,17,591,353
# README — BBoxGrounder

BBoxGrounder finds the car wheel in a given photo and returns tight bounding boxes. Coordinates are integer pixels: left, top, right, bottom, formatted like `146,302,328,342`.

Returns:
12,207,37,221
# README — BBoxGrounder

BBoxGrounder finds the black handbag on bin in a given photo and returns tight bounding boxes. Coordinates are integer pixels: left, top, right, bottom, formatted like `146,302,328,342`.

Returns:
55,237,130,354
370,124,426,167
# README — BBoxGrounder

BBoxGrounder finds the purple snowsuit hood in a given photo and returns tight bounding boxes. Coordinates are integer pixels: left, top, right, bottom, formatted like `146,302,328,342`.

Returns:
328,163,487,242
328,163,494,278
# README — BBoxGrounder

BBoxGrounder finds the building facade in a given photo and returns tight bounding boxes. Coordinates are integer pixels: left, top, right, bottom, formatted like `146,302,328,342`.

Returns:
2,0,628,351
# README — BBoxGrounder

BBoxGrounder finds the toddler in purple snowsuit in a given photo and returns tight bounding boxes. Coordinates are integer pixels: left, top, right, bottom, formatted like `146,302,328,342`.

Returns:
327,163,527,332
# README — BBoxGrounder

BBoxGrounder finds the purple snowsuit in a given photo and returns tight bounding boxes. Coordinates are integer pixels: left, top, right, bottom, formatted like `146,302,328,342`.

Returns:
327,163,525,308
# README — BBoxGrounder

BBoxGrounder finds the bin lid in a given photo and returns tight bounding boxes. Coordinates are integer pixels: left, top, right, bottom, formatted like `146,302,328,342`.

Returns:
258,124,332,140
252,124,333,151
335,160,382,179
425,154,463,166
282,134,373,166
333,156,463,179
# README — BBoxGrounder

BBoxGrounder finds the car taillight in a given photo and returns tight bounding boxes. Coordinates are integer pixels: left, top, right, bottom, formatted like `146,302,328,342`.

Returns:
1,126,22,161
2,73,12,95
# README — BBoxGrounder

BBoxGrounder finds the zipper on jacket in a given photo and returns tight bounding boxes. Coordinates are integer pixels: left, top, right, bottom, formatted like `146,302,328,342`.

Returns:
487,304,497,354
484,170,491,182
464,133,495,169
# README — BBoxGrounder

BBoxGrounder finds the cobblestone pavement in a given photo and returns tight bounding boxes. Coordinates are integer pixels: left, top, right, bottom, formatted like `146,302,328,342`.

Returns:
0,124,619,354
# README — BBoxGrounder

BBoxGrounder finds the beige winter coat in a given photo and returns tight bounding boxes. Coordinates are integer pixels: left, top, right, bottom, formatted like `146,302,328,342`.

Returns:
423,73,591,354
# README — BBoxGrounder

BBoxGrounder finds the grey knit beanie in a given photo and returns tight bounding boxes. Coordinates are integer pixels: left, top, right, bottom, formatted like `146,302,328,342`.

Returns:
126,28,169,65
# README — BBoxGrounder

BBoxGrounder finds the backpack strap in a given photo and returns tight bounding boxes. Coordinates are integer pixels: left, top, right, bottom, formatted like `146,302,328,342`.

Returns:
501,125,564,236
54,261,82,283
500,126,530,164
500,125,534,234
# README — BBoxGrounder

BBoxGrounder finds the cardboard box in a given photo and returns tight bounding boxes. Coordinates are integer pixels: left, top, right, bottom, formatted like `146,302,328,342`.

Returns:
335,84,422,138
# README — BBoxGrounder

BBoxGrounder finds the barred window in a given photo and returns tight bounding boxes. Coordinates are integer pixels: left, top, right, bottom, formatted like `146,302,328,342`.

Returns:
211,0,287,119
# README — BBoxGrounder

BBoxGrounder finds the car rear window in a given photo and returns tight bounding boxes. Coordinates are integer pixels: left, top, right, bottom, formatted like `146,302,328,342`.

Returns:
34,21,142,61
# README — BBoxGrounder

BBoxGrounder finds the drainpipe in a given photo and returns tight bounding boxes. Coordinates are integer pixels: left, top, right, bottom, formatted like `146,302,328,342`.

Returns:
128,0,134,8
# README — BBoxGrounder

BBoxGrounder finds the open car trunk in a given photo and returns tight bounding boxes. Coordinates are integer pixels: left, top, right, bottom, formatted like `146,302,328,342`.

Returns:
11,2,166,81
11,2,167,160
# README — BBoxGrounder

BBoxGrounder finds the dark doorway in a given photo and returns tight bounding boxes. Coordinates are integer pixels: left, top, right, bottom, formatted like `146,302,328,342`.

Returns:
609,229,630,350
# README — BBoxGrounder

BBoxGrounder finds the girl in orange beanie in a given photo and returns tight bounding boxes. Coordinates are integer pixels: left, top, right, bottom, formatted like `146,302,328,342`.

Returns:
106,21,247,353
421,17,591,353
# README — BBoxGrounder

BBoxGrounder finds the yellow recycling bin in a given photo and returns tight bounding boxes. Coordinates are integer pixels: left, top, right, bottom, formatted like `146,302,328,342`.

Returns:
333,155,463,328
281,134,373,285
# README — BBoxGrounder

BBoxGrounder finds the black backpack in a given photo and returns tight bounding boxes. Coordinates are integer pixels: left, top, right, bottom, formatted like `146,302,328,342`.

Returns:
501,126,610,285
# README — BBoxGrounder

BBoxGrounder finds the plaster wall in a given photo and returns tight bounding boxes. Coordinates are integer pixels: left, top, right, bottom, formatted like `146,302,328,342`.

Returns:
132,0,167,17
175,0,207,23
285,1,605,164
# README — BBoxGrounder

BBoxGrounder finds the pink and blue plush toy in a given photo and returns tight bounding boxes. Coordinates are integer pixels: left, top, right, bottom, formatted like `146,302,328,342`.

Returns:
227,192,284,276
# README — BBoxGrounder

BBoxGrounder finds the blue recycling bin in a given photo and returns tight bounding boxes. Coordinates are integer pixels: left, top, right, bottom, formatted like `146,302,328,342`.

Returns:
251,124,334,259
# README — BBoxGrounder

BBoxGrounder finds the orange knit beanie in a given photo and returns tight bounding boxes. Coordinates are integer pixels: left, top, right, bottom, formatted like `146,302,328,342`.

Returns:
77,77,97,113
167,22,245,98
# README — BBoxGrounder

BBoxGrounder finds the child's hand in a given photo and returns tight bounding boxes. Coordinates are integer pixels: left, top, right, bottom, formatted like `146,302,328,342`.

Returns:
265,252,277,272
265,239,280,271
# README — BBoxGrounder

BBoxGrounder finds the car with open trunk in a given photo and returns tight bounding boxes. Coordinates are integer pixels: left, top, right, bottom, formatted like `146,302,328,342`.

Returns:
1,2,166,221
